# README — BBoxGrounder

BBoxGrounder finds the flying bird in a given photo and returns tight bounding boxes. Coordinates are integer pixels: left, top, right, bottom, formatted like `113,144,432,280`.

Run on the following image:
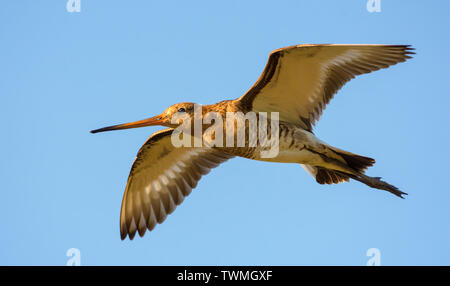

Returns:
91,44,414,240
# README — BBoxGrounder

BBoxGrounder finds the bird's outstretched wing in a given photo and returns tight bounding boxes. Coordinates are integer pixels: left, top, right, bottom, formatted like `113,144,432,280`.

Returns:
238,44,414,131
120,128,234,240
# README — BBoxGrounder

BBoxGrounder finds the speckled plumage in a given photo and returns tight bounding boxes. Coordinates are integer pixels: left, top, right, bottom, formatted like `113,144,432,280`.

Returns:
91,44,414,240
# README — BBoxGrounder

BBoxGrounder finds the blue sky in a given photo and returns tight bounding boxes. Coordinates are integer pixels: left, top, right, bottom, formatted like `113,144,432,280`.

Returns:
1,0,449,265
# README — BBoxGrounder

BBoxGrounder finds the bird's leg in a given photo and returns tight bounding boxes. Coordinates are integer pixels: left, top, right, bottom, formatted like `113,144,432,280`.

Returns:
345,173,407,198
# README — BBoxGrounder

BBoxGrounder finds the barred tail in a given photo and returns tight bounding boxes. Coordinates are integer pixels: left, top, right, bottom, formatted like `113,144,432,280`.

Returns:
328,147,375,173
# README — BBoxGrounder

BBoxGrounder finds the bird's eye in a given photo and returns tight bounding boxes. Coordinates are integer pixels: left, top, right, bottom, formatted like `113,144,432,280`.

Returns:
178,108,186,112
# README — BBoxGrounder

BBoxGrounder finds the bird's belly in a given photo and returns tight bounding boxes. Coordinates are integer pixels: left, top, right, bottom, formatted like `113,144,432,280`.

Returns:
251,141,314,164
256,148,310,163
218,124,324,165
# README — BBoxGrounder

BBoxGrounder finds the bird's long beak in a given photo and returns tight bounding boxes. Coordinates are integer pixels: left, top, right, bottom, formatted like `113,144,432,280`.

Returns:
90,114,165,134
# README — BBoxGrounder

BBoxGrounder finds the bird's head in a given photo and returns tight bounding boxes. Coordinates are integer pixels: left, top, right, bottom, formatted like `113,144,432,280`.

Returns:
90,102,197,134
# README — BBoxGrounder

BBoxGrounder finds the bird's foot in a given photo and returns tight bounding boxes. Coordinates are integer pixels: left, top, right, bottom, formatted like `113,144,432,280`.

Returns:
366,176,407,199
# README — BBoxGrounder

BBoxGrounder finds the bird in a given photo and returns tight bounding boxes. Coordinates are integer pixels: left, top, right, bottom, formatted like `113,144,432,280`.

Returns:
91,44,414,240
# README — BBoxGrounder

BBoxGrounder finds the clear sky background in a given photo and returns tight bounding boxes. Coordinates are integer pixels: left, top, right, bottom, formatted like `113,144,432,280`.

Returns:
1,0,449,266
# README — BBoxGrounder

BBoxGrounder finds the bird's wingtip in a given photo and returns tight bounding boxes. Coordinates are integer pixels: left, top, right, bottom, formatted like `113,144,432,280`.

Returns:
120,231,128,241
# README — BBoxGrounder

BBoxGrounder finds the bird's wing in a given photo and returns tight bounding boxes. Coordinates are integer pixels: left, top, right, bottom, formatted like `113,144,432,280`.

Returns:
238,44,414,131
120,128,234,240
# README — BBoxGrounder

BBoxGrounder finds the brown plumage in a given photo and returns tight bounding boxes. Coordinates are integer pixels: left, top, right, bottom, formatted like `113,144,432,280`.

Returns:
91,44,414,240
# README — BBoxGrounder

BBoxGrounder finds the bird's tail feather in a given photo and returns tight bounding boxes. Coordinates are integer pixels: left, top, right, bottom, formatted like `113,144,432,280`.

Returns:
317,168,349,184
328,147,375,173
300,147,374,184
